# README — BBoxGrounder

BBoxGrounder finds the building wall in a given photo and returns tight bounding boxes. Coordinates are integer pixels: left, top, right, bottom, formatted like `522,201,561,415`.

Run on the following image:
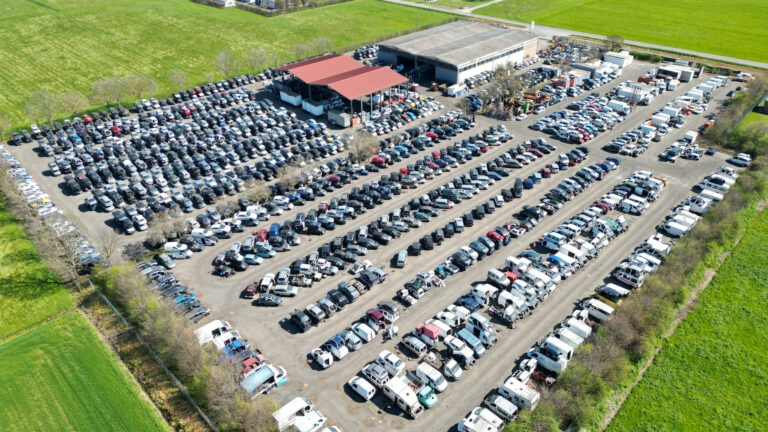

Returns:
523,40,538,61
436,66,459,83
455,47,528,83
377,49,398,66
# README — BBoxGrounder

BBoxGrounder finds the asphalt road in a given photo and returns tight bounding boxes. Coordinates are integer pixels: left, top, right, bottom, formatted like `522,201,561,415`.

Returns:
6,60,741,432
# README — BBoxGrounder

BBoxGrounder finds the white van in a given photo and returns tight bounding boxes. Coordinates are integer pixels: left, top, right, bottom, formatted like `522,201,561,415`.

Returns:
582,298,614,322
210,223,232,239
415,362,448,393
483,394,519,422
543,336,574,361
506,256,531,273
469,284,499,306
561,317,592,340
559,244,587,266
697,178,729,194
498,376,540,410
698,188,723,202
661,220,689,237
553,328,585,348
487,268,510,288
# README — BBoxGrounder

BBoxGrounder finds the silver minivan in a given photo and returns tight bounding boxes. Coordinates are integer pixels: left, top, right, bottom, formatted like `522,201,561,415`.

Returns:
395,250,407,268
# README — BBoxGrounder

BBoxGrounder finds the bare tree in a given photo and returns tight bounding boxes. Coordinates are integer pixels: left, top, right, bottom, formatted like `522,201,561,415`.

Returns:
291,44,310,61
59,90,89,116
169,69,187,92
215,50,239,79
25,90,59,126
243,47,268,74
91,78,116,107
0,112,11,143
246,181,271,204
310,37,333,55
96,230,122,267
606,35,623,52
350,132,377,163
126,74,158,99
205,362,243,417
277,165,300,191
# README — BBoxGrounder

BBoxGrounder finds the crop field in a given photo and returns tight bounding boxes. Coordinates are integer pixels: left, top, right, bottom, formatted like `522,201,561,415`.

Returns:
0,311,169,432
0,201,72,340
0,0,452,125
608,209,768,431
407,0,493,10
740,111,768,129
476,0,768,63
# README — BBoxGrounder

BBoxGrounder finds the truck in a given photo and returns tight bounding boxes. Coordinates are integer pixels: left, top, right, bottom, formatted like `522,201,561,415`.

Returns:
240,364,288,398
382,376,425,418
401,371,438,408
608,99,630,115
684,131,698,144
194,320,232,345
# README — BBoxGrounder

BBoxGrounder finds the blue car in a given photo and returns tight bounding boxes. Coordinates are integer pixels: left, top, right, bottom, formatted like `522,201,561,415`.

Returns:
456,295,482,312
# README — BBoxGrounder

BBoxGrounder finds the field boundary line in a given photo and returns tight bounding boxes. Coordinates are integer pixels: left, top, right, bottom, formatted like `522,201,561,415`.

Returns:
599,202,768,429
0,305,77,344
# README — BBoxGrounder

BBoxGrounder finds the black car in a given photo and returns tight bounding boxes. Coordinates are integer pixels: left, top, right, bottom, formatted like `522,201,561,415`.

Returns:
328,289,350,309
213,265,234,277
290,310,312,332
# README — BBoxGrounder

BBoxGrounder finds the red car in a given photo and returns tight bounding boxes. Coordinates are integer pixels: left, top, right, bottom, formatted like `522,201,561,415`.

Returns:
530,148,544,158
253,229,269,242
486,231,503,243
479,145,488,153
372,156,387,166
110,125,122,134
425,131,438,139
317,202,329,213
181,106,191,117
425,161,438,170
400,167,409,175
82,114,93,124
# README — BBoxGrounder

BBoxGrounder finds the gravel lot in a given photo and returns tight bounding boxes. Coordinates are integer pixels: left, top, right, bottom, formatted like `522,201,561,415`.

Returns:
7,60,740,432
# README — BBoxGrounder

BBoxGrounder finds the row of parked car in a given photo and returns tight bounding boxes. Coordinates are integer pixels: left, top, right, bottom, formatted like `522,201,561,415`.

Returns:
194,319,288,399
362,96,445,137
1,147,101,270
530,95,627,144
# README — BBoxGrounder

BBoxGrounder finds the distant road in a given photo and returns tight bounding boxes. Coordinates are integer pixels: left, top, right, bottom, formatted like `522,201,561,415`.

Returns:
384,0,768,69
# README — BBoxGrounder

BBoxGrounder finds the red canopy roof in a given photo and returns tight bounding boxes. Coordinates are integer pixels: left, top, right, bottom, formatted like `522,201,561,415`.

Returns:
276,54,407,100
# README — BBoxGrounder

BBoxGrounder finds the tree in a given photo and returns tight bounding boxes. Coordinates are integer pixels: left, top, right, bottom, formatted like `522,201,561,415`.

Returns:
25,90,59,126
125,74,158,99
90,77,125,108
169,69,187,92
96,230,122,267
350,132,377,163
246,181,270,204
0,112,11,143
310,37,333,55
214,50,239,79
606,35,623,52
243,47,268,74
291,44,310,61
58,90,89,116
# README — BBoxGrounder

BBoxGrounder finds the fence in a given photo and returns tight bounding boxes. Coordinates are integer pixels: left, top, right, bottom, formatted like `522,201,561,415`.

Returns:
87,279,219,432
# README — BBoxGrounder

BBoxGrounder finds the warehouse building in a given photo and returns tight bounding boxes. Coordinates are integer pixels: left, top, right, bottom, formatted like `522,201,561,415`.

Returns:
377,21,538,84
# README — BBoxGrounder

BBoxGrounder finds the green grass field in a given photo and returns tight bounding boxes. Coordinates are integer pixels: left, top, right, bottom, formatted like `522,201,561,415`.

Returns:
476,0,768,63
740,111,768,128
0,311,169,432
608,209,768,431
407,0,493,10
0,0,451,125
0,201,72,340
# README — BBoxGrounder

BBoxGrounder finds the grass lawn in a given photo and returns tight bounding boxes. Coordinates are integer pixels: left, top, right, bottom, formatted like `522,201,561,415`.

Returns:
406,0,493,9
608,208,768,431
476,0,767,63
0,200,72,340
0,0,452,125
740,111,768,128
0,311,169,432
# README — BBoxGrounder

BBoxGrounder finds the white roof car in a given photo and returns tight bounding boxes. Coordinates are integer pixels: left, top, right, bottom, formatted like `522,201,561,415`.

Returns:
260,274,275,290
361,362,390,388
442,358,463,381
375,350,405,377
272,284,298,297
458,407,503,432
444,335,474,360
351,322,376,342
347,376,376,400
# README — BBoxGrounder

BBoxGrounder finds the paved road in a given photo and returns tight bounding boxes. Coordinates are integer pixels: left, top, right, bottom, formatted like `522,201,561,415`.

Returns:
384,0,768,69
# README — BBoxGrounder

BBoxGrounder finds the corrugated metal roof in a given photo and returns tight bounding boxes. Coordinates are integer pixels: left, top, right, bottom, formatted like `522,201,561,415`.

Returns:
276,54,407,100
379,21,537,67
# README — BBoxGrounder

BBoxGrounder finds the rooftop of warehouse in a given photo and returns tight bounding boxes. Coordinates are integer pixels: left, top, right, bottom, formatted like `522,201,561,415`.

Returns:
379,21,537,67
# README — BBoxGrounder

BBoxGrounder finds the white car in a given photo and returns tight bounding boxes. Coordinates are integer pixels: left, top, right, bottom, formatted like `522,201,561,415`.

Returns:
347,376,376,401
516,113,528,121
375,350,405,377
272,284,299,297
442,358,463,381
311,348,333,369
351,322,376,342
459,407,503,432
444,335,475,363
260,274,275,291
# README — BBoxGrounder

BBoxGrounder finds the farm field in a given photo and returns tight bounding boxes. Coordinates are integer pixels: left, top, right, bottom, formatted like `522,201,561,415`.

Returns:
476,0,768,63
740,111,768,129
0,200,72,340
608,208,768,431
0,311,169,432
0,0,452,125
407,0,493,9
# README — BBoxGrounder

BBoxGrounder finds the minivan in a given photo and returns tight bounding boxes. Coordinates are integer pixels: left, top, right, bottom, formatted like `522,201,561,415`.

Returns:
483,394,519,422
395,250,407,268
457,328,486,358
